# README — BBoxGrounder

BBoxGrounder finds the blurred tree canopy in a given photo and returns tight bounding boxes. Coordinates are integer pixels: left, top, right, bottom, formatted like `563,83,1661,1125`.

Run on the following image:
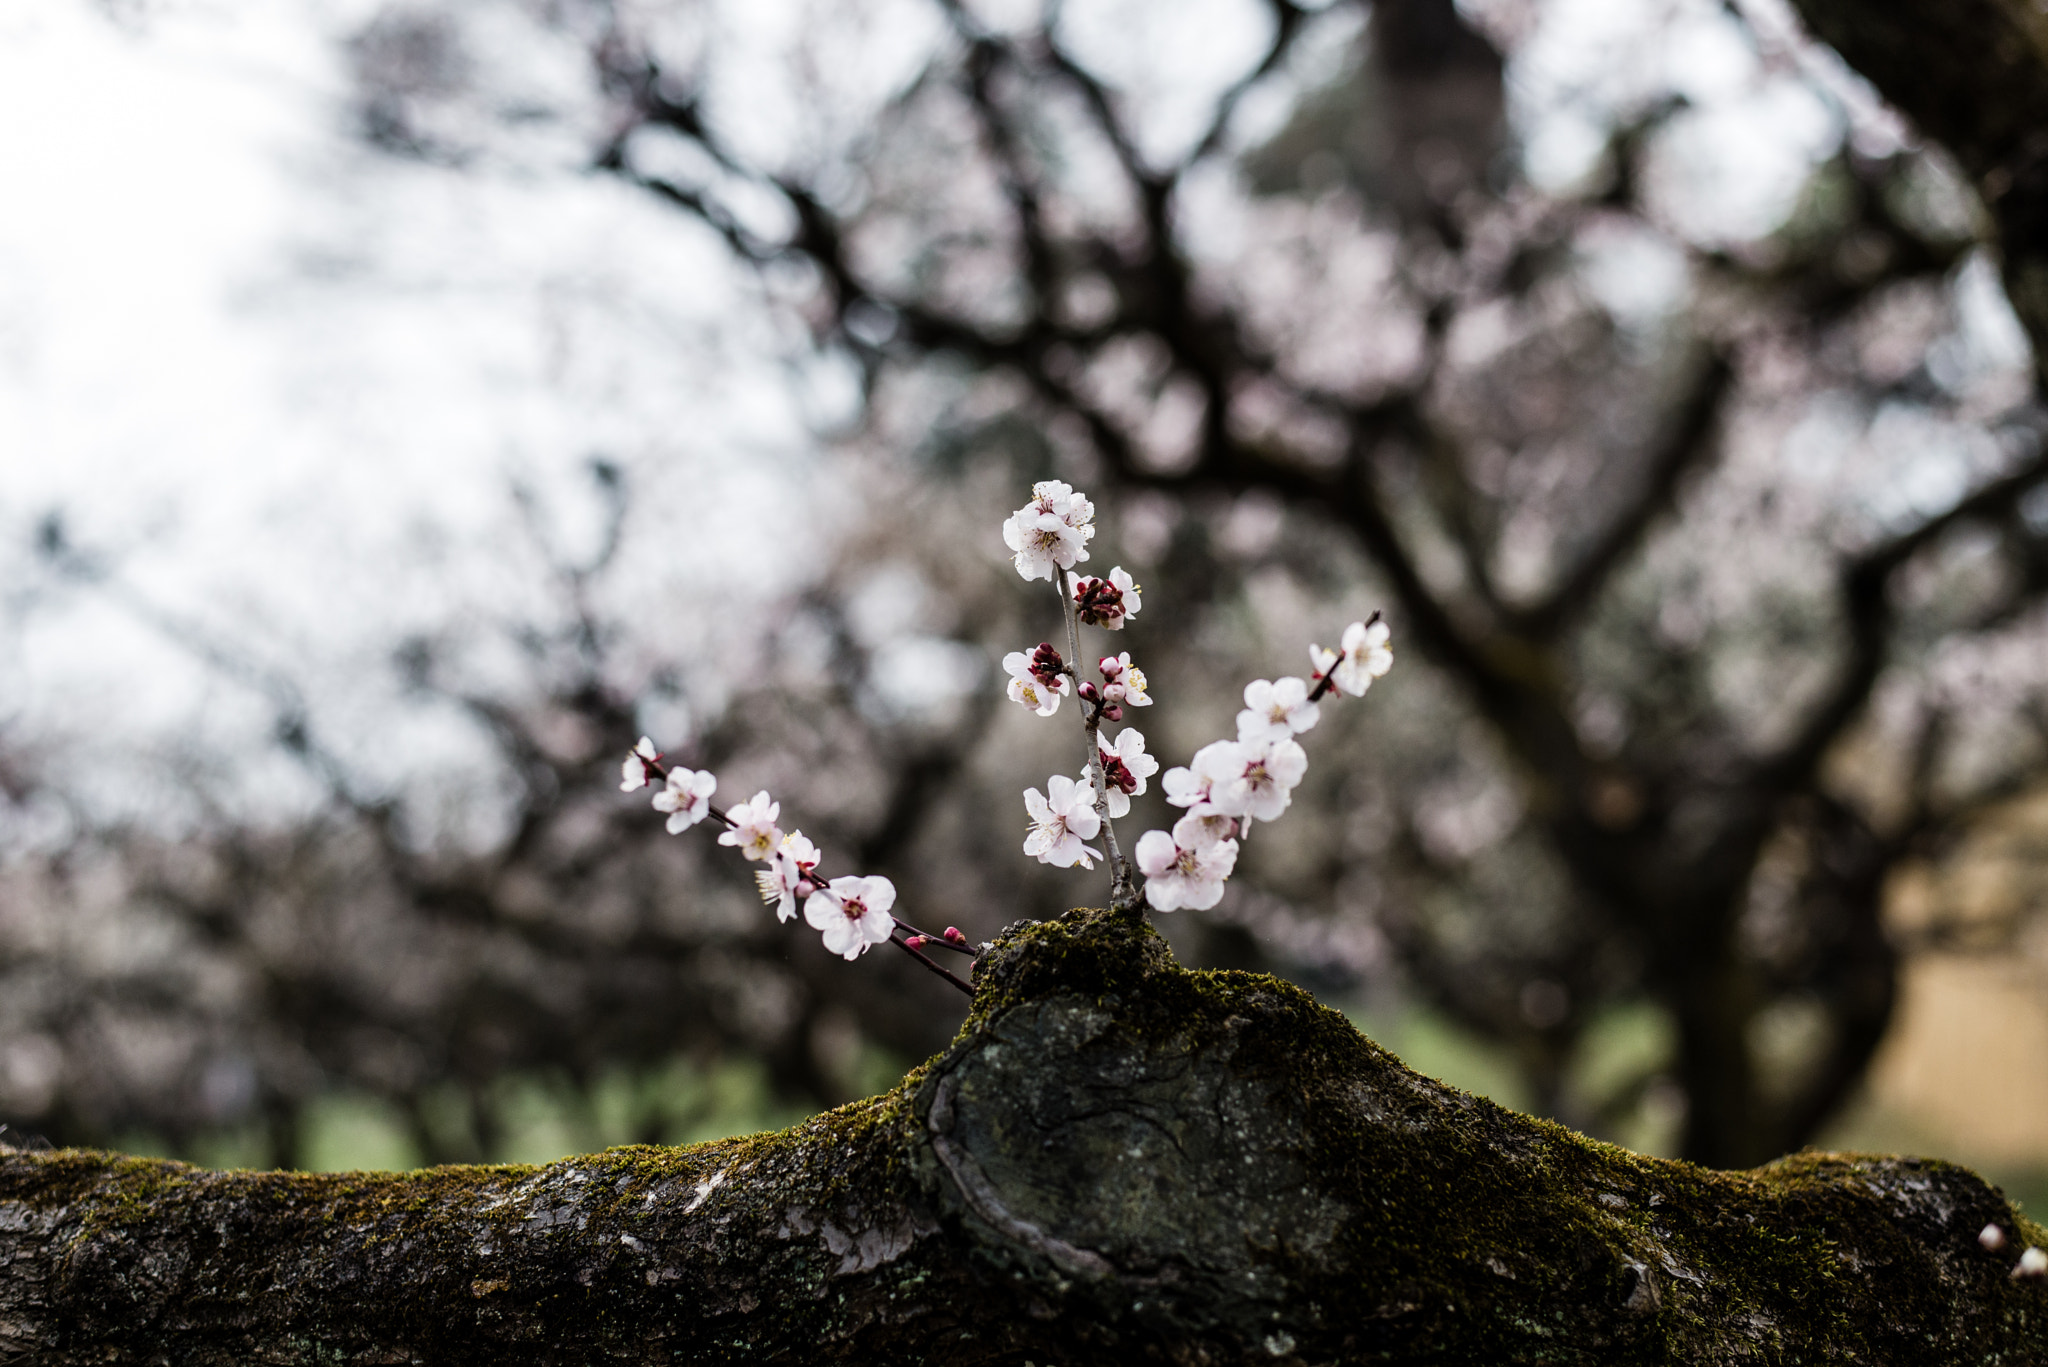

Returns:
4,0,2046,1174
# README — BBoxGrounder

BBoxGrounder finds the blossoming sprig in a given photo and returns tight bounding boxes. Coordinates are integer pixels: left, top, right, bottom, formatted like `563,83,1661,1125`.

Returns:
1133,612,1391,914
994,481,1391,924
619,739,974,995
1307,612,1390,700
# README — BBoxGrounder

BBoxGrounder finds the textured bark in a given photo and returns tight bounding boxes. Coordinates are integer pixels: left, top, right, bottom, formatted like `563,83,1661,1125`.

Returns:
1788,0,2048,375
2,908,2044,1363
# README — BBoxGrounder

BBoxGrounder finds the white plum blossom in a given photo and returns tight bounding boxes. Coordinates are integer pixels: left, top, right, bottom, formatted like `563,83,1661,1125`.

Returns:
1023,775,1105,868
1162,741,1237,813
620,736,661,792
1221,735,1309,823
1311,619,1393,697
652,767,718,833
1002,480,1095,581
805,875,899,960
1070,566,1141,629
1136,817,1240,911
1098,652,1153,707
1163,739,1244,814
717,790,783,860
1003,648,1069,716
1175,809,1240,848
1236,677,1320,744
1087,726,1160,818
755,831,822,923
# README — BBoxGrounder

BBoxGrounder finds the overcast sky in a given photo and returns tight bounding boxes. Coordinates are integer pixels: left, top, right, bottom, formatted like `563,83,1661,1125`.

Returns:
2,0,2008,837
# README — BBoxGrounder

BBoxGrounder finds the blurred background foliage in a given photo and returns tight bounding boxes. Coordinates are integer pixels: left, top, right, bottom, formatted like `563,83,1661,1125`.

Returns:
4,0,2047,1211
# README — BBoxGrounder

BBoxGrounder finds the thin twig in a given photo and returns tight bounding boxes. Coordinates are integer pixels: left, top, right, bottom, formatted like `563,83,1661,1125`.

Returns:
891,933,977,994
635,753,975,995
1306,610,1382,702
1058,573,1132,905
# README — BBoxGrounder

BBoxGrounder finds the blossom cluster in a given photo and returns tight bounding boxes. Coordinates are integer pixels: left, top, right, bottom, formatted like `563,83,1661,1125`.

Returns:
614,479,1391,996
1001,480,1095,581
619,739,903,963
998,480,1392,918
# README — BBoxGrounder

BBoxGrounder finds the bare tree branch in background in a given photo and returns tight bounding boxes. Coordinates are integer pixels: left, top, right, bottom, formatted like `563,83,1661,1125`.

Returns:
577,0,2048,1166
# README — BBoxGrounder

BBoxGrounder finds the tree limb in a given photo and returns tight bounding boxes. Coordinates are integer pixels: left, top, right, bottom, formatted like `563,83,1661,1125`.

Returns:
4,909,2042,1363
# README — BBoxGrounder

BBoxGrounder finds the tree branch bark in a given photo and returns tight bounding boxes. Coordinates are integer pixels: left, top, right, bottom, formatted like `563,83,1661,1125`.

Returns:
4,909,2043,1363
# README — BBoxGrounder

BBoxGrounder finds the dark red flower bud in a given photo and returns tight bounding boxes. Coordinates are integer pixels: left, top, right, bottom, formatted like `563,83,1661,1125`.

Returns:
1078,680,1100,702
1101,703,1123,722
944,926,967,944
1028,642,1066,689
1072,575,1126,628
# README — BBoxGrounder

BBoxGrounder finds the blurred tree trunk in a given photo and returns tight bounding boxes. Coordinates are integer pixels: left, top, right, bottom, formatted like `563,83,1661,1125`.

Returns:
2,910,2041,1364
1789,0,2048,373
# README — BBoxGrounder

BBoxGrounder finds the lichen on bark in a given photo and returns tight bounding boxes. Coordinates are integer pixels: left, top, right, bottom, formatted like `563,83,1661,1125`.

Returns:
3,906,2043,1363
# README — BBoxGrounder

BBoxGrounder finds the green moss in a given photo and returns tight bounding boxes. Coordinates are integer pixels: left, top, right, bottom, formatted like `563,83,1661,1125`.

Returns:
3,906,2040,1364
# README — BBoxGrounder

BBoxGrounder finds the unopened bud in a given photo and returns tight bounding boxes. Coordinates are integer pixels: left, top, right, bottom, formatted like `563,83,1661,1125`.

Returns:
1982,1223,2008,1252
944,926,967,944
1028,641,1067,689
1078,681,1100,702
1101,703,1123,722
904,934,929,949
2018,1246,2048,1278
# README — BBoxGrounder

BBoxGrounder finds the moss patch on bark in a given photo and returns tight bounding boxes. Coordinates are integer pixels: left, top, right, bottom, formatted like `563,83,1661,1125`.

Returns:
2,905,2042,1364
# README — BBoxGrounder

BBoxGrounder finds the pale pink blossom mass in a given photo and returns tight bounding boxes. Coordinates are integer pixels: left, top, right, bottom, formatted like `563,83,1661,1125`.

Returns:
652,766,718,833
1023,774,1105,868
717,790,783,860
805,875,898,960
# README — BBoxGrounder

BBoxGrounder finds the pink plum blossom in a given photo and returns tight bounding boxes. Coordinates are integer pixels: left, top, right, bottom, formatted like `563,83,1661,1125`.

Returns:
717,791,783,860
805,875,898,960
1023,775,1105,868
620,736,661,792
1310,619,1393,697
1001,481,1095,581
1218,735,1308,823
1163,740,1244,814
1175,809,1240,847
652,767,718,833
1098,652,1153,707
1236,677,1320,744
1003,647,1070,716
1087,727,1160,818
1136,818,1239,912
755,831,822,923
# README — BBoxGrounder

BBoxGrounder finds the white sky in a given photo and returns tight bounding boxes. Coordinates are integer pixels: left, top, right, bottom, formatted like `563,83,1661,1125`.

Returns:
0,0,2012,834
0,2,845,827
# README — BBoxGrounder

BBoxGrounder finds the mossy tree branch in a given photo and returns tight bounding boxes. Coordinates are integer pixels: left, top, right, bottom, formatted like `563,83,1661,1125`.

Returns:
3,909,2042,1364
